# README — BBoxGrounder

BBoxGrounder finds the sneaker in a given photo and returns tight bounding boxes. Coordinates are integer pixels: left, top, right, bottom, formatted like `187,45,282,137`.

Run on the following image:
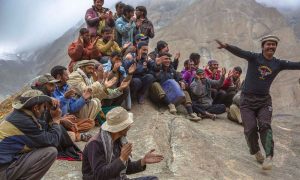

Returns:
202,112,217,120
262,156,272,170
255,151,265,164
168,104,177,114
187,113,202,122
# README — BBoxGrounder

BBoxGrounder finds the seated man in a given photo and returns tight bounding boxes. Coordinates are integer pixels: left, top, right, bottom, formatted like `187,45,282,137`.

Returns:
181,59,196,87
31,74,91,141
102,52,136,107
82,107,163,180
190,69,226,120
51,66,95,142
124,41,155,104
149,40,180,70
68,28,100,72
68,60,131,121
150,52,200,121
96,26,121,64
217,66,242,107
0,90,62,180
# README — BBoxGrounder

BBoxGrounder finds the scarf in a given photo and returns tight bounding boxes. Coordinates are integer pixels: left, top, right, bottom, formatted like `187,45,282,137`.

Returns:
77,68,93,86
100,129,127,179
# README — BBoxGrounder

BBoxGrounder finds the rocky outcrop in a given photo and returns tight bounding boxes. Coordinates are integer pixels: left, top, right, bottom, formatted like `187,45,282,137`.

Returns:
44,101,300,179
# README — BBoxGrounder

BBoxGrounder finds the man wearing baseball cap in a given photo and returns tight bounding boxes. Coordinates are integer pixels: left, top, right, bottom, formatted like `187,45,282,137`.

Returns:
216,35,300,170
82,107,163,180
0,90,62,179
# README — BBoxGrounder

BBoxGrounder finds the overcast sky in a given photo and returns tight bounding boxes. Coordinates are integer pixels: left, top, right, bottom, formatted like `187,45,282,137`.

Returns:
256,0,300,10
0,0,299,54
0,0,121,53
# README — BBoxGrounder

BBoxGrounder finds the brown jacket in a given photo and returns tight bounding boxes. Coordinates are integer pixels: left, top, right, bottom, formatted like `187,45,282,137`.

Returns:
68,40,100,72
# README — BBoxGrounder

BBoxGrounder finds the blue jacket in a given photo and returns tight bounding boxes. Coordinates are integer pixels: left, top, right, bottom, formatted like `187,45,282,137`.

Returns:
153,64,181,84
123,58,155,78
115,16,137,46
0,110,61,165
52,84,86,116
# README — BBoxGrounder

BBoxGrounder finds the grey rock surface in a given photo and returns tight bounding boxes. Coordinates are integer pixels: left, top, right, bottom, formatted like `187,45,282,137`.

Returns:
44,102,300,180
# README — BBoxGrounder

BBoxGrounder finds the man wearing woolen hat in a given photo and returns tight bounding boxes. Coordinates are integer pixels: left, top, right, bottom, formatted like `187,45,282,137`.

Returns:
216,35,300,170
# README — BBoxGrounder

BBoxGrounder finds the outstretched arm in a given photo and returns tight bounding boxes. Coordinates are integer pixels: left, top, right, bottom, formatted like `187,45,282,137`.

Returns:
215,39,257,61
280,60,300,70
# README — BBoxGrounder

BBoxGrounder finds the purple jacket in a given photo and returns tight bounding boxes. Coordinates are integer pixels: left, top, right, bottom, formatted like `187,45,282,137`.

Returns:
181,69,196,86
85,6,114,36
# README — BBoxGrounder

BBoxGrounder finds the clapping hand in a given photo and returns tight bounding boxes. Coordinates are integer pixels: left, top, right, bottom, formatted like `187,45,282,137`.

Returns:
141,149,164,166
104,77,118,88
221,67,226,76
128,63,137,74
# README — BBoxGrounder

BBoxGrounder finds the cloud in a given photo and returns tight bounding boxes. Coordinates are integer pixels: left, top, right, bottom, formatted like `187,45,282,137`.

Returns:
0,0,121,52
256,0,300,10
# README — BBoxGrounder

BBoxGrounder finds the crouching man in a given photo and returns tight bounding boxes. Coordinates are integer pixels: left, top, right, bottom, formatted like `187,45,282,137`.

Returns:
0,90,62,179
82,107,164,180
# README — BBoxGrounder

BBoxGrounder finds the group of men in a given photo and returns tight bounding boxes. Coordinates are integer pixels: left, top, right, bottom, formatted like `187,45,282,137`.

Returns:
1,0,299,179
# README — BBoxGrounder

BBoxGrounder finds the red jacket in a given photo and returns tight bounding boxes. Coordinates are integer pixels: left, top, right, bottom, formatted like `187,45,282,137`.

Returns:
204,68,221,80
221,77,241,91
68,40,100,72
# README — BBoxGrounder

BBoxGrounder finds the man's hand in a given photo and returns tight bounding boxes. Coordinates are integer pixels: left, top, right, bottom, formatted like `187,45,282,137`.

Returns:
141,149,164,166
50,107,62,123
227,70,233,78
130,16,136,22
179,81,186,90
123,42,132,49
120,143,133,162
82,88,92,100
128,63,137,74
104,77,118,89
60,119,76,131
136,19,142,28
156,57,162,65
119,79,131,91
174,52,180,60
92,36,100,47
64,89,76,99
215,39,228,49
221,67,226,76
113,61,122,72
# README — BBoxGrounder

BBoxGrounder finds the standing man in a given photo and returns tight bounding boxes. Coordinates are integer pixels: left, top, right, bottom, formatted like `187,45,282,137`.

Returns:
135,6,155,39
115,5,137,46
82,107,163,180
216,35,300,170
114,2,126,46
85,0,114,37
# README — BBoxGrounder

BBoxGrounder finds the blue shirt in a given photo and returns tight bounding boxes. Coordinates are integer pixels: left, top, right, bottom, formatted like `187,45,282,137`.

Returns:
52,84,86,116
103,60,127,77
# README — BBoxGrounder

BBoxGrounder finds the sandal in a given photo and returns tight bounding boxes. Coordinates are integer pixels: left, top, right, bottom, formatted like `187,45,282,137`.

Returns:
80,133,92,142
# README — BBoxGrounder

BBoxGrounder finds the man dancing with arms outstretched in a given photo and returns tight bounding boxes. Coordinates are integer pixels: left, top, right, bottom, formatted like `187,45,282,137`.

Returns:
216,35,300,170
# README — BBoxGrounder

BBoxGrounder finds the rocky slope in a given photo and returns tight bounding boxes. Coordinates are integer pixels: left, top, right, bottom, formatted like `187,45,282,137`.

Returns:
149,0,300,110
44,101,300,179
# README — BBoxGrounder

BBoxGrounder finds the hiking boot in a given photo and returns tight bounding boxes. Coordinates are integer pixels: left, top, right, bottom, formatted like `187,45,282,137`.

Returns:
187,113,202,122
202,112,217,120
262,156,273,170
168,104,177,114
255,151,264,164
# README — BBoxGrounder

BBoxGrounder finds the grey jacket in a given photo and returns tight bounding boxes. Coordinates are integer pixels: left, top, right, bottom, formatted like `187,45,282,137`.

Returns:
190,76,225,106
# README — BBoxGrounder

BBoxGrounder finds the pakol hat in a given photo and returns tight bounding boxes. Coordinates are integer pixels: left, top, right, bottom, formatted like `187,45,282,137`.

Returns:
260,35,280,45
